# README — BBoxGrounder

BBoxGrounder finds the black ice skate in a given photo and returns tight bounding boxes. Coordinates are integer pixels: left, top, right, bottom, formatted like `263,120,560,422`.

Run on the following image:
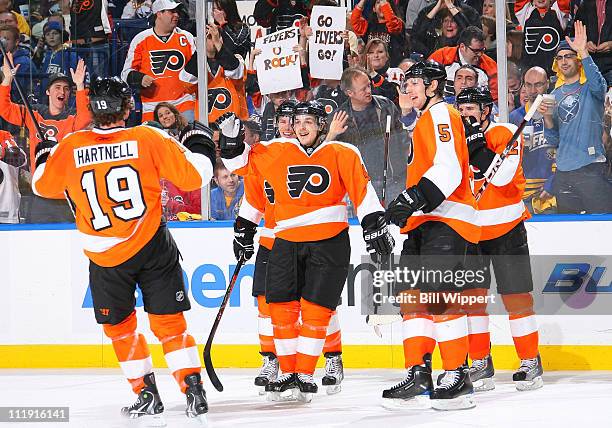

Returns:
120,372,166,427
513,354,544,391
265,373,299,402
382,354,433,409
431,364,475,410
322,352,344,395
254,352,279,393
469,354,495,392
184,373,209,426
296,373,318,402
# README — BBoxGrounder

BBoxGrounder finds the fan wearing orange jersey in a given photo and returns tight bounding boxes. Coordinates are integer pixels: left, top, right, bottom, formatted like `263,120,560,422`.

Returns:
31,77,217,425
121,0,196,122
457,87,543,393
384,61,479,411
220,101,394,402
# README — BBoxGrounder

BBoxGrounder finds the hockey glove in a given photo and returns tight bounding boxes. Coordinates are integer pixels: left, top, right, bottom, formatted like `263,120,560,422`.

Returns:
362,212,395,259
462,116,495,177
233,216,257,262
385,186,428,228
179,120,217,169
217,112,245,159
34,139,58,169
0,135,26,168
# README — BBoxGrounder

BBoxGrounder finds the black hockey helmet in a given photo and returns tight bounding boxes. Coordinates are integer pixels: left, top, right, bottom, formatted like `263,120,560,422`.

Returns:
293,100,327,128
275,99,298,121
403,60,447,86
456,87,493,109
89,76,132,114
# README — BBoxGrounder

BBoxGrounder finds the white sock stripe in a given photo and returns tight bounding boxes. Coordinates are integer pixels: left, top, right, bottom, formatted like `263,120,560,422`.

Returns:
119,356,153,380
258,316,274,337
434,316,468,343
402,317,434,340
274,338,298,356
296,336,326,357
509,315,538,338
467,315,490,335
326,312,341,335
164,346,200,373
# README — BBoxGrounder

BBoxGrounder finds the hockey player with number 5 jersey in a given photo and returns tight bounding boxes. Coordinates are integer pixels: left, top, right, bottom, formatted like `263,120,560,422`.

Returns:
220,101,394,402
31,76,217,426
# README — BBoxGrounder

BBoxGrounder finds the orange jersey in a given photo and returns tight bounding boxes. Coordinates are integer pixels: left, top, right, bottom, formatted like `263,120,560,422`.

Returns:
240,171,276,250
0,85,92,174
121,28,196,121
32,125,213,267
224,139,383,242
402,102,480,243
475,123,530,241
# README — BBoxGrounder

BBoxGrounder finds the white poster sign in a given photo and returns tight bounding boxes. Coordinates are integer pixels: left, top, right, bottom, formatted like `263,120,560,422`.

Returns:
309,6,346,80
254,26,303,95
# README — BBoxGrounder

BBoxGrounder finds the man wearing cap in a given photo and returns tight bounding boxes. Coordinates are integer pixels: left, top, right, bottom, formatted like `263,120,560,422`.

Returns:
122,0,196,122
0,53,91,223
539,20,612,213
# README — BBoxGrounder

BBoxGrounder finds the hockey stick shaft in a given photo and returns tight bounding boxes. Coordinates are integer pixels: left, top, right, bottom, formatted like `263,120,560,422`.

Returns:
381,115,391,208
475,94,544,202
203,259,244,392
0,42,44,140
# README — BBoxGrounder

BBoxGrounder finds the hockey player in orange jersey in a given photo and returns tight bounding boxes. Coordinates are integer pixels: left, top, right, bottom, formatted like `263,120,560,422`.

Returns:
220,101,394,402
31,77,217,426
456,87,543,392
383,61,480,410
234,100,345,395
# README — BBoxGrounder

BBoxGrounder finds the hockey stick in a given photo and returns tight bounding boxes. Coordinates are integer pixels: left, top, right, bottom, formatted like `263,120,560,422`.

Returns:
203,259,245,392
0,41,44,140
475,94,544,202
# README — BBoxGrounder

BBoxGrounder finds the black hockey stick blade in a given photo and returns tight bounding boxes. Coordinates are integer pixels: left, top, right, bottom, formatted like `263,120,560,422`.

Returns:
203,259,245,392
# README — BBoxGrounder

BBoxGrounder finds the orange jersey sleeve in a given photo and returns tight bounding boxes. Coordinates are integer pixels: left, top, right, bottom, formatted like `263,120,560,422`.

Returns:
32,125,213,267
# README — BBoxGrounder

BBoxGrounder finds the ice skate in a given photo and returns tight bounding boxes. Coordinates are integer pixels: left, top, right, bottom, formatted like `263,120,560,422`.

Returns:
254,352,279,394
322,352,344,395
120,372,166,427
431,364,475,410
469,354,495,392
184,373,208,426
296,373,318,403
265,373,300,402
382,354,433,410
513,354,544,391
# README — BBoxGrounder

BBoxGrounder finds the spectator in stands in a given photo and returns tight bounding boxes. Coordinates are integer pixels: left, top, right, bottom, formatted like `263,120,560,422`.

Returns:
69,0,111,78
429,26,499,101
444,63,477,104
31,13,65,42
540,22,612,213
0,25,37,94
481,15,496,57
210,159,243,221
254,0,308,33
412,0,469,57
244,119,262,146
161,178,202,221
575,0,612,86
482,0,494,17
213,0,251,59
515,0,570,75
0,11,31,51
0,55,90,223
507,29,525,66
0,129,26,223
508,60,522,103
121,0,153,19
364,38,399,103
405,0,436,30
510,66,557,213
123,0,196,122
351,0,406,67
413,0,481,35
330,66,409,200
0,0,29,37
33,21,77,90
153,102,189,137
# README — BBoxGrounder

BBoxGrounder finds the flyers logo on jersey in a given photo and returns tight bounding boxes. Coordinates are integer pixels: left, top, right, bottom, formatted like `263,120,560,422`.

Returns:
40,123,59,141
209,88,232,111
524,26,560,54
317,98,338,115
264,180,275,204
150,50,186,75
287,165,330,198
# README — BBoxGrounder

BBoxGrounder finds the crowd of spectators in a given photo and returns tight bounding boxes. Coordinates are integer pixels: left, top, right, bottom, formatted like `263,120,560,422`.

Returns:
0,0,611,224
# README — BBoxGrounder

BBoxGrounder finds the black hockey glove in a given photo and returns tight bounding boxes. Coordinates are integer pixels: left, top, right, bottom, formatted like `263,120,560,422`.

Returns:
34,139,58,169
385,186,428,228
0,136,26,168
217,112,245,159
233,216,257,262
362,212,395,260
462,116,496,177
179,120,217,169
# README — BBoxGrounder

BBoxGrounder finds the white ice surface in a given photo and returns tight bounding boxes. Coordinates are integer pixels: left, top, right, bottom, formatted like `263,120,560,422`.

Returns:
0,369,611,427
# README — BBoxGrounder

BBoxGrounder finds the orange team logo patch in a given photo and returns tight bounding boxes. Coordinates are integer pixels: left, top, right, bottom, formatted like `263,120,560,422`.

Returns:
99,308,110,316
